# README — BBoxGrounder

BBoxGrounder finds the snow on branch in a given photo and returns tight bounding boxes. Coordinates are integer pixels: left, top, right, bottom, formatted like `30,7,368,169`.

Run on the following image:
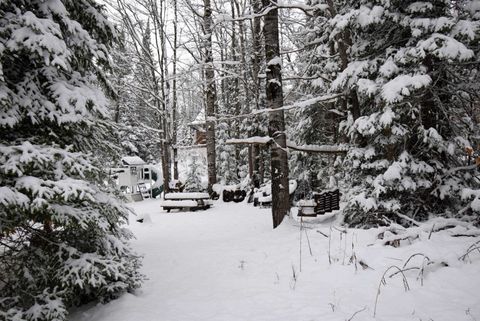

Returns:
216,93,344,122
225,137,349,154
226,136,273,145
175,144,207,150
214,2,328,24
275,1,329,15
287,141,349,154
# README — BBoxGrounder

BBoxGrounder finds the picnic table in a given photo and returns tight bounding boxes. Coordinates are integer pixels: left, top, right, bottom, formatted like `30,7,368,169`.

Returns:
160,192,212,212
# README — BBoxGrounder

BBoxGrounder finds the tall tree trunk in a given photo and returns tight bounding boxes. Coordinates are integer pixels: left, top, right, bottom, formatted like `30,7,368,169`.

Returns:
230,0,241,179
263,0,289,228
204,0,217,193
172,0,179,180
151,0,171,192
251,0,263,184
251,0,262,110
235,0,251,182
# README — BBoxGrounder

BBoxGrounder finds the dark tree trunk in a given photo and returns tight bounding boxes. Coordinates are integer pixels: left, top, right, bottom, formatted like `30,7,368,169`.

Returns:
251,0,262,104
263,0,289,228
150,0,171,193
230,0,241,179
172,0,179,180
251,0,263,183
204,0,217,193
421,55,438,130
248,145,254,178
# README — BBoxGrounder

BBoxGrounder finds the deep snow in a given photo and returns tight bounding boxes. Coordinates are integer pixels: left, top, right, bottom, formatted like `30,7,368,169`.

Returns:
71,199,480,321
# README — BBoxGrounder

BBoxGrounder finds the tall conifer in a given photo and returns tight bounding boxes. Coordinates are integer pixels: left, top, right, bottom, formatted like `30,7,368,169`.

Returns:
0,1,143,319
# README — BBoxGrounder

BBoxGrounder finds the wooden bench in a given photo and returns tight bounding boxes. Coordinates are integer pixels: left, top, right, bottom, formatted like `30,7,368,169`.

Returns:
298,189,340,217
160,192,212,212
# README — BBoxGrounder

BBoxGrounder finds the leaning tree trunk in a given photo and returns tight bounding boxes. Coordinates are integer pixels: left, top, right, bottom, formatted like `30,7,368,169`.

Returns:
263,0,289,228
204,0,217,193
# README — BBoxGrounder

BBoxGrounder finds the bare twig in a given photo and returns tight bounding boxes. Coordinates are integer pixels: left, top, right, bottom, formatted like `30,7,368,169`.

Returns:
387,253,433,286
402,253,431,269
374,265,410,317
428,223,435,239
299,217,303,272
317,230,328,238
290,264,297,290
459,240,480,261
328,225,332,265
304,227,313,256
346,306,367,321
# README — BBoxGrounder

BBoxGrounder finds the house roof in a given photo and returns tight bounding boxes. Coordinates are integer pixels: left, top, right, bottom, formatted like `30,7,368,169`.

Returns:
121,156,146,166
188,110,205,128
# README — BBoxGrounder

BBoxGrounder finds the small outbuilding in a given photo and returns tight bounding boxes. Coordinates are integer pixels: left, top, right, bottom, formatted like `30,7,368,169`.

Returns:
110,156,152,201
188,110,207,145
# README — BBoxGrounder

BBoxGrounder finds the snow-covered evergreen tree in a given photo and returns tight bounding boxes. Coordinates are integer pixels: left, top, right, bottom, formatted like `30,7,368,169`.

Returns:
216,119,239,184
184,154,204,192
0,1,143,319
321,0,480,226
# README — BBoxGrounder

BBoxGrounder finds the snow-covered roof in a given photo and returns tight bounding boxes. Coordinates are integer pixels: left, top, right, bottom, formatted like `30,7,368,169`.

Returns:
121,156,146,166
188,110,206,127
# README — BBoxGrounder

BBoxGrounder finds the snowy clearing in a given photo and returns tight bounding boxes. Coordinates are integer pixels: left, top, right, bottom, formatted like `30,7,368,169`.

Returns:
71,200,480,321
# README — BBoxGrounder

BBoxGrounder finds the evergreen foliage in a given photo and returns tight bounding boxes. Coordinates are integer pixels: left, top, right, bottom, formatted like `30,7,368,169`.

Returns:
184,154,204,192
0,0,143,319
216,119,239,184
288,0,345,193
316,0,480,226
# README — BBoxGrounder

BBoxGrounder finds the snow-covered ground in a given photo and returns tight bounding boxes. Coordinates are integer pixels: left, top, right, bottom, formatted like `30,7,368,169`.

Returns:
71,200,480,321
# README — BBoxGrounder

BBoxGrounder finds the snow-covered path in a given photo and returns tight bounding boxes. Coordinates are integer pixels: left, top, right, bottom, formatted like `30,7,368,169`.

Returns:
71,199,480,321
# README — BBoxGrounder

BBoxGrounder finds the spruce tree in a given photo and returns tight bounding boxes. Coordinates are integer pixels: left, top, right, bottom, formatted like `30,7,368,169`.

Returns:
0,1,143,319
321,0,480,226
185,154,204,192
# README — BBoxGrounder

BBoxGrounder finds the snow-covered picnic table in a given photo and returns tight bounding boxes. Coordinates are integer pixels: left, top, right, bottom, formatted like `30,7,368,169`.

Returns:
160,192,212,212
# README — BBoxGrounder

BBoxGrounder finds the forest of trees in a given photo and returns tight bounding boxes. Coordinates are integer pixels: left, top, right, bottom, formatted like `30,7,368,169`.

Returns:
1,0,480,319
110,0,480,227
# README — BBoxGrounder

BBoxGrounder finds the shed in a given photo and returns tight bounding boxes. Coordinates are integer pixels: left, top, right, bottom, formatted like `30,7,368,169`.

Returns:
110,156,152,201
188,110,207,145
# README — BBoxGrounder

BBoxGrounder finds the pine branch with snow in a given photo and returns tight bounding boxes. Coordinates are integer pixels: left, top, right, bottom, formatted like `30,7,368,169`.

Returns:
311,0,480,226
0,1,143,319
